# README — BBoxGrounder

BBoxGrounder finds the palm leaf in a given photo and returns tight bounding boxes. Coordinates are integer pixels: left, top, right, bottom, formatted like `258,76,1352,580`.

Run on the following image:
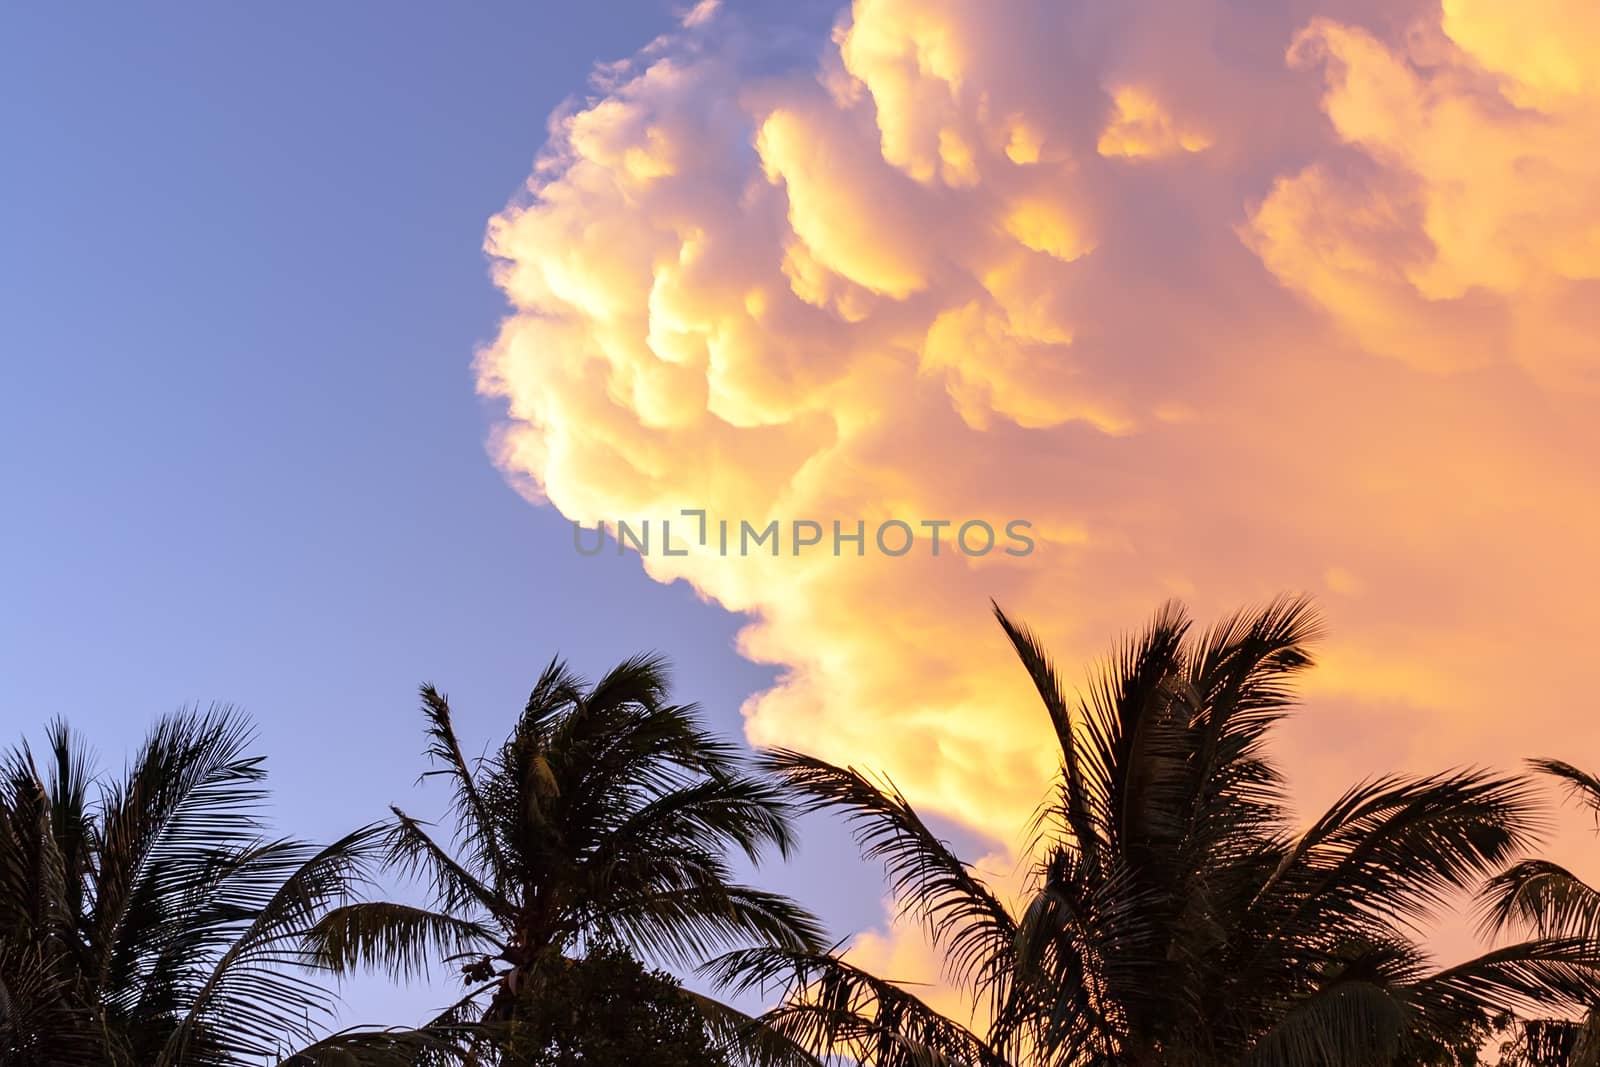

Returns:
306,901,501,983
762,749,1016,1005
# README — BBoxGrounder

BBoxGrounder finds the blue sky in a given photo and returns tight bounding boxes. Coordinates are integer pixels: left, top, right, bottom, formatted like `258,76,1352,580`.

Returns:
0,0,932,1028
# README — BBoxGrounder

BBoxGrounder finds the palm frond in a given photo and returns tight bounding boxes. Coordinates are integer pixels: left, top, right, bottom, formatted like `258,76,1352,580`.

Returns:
275,1023,483,1067
1481,859,1600,941
679,988,825,1067
417,684,509,892
385,806,508,925
587,878,827,966
1244,979,1406,1067
156,825,390,1066
992,604,1100,873
1531,760,1600,822
1405,937,1600,1039
597,773,800,869
706,947,1010,1067
92,706,268,1002
1263,770,1541,934
305,901,501,983
763,749,1016,1005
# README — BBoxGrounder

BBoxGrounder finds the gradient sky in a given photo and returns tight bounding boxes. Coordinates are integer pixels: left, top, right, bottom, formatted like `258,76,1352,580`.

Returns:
6,0,1600,1037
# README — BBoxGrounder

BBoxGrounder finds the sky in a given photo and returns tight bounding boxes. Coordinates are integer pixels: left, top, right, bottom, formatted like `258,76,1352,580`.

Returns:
0,0,884,1029
6,0,1600,1038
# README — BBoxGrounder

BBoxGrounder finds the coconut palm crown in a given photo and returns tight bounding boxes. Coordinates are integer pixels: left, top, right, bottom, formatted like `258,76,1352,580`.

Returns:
0,708,387,1067
308,653,828,1062
712,597,1600,1067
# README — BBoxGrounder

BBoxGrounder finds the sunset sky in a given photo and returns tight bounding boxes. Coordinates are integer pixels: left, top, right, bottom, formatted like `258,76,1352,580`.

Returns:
6,0,1600,1031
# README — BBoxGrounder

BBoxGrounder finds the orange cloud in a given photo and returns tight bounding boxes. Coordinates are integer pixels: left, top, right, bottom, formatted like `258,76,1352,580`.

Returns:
1248,4,1600,391
479,0,1600,972
1097,86,1213,159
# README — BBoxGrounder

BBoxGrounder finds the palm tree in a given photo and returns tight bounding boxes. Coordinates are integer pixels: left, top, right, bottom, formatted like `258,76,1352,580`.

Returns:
1483,761,1600,1067
0,707,410,1067
1486,760,1600,951
307,654,828,1063
711,597,1600,1067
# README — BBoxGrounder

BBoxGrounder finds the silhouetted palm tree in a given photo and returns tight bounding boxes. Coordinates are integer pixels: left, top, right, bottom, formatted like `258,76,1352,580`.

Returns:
308,654,827,1064
1484,760,1600,1067
712,598,1600,1067
0,708,409,1067
1487,760,1600,951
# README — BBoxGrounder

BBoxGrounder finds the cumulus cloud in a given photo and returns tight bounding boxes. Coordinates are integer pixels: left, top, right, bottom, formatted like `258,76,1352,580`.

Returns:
478,0,1600,966
1247,3,1600,391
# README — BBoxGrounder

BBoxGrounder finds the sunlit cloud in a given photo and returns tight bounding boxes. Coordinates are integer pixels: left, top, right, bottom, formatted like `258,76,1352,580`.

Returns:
478,0,1600,966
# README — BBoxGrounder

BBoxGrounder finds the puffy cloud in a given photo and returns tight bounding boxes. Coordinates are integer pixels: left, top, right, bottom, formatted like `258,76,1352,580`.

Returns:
1247,1,1600,390
1096,86,1213,160
479,0,1600,970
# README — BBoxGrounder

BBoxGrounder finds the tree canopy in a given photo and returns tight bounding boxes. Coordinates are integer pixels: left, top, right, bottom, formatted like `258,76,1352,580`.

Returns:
714,598,1600,1067
306,655,825,1064
504,940,732,1067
